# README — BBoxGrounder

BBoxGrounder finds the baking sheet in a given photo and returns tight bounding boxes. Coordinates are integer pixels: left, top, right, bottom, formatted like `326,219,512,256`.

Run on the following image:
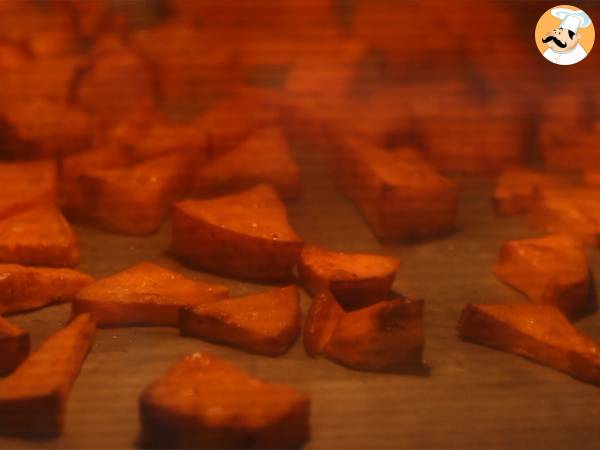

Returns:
2,136,600,450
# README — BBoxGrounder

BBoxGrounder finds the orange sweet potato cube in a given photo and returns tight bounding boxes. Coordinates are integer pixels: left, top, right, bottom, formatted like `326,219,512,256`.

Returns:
179,286,301,356
0,205,79,267
191,127,302,200
171,185,303,281
79,152,193,235
0,160,57,220
298,245,400,310
457,304,600,386
140,352,311,449
73,262,228,327
0,316,29,375
0,314,95,436
493,167,543,216
303,290,344,358
323,298,424,371
494,234,590,316
0,264,93,315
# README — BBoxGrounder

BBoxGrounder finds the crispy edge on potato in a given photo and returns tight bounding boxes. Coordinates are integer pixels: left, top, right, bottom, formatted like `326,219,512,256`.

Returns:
0,313,95,437
0,205,80,267
171,184,303,281
179,286,301,356
303,290,344,358
0,315,29,375
140,352,311,449
73,262,228,327
457,303,600,385
0,264,93,315
494,234,590,316
323,298,425,371
298,245,400,310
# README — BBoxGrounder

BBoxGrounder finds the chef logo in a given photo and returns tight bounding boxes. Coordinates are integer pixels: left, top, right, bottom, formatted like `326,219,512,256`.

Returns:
535,5,594,65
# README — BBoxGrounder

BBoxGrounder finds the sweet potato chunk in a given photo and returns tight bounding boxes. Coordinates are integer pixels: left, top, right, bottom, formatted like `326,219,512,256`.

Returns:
131,121,208,163
0,316,29,375
172,185,303,281
298,245,400,310
0,314,95,436
179,286,301,356
191,127,302,200
457,304,600,385
140,352,310,449
303,291,344,357
79,152,193,235
0,264,93,315
73,262,228,327
583,171,600,186
0,160,57,220
332,140,458,241
493,167,544,216
322,298,424,371
494,235,590,316
0,205,79,267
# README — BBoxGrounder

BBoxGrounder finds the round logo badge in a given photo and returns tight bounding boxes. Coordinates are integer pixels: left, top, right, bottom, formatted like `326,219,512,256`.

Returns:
535,4,595,65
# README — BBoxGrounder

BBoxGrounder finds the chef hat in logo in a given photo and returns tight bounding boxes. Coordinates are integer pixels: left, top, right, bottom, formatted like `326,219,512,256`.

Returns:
551,7,592,33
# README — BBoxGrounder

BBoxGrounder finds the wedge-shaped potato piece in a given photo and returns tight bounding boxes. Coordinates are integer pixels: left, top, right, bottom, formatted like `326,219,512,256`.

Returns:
172,185,303,281
79,152,192,235
0,316,29,375
179,286,301,356
140,352,311,449
493,167,547,216
0,264,93,315
303,291,344,357
0,205,79,267
494,235,590,316
0,314,95,436
331,139,458,241
73,262,228,327
192,127,302,200
0,160,57,220
457,304,600,385
323,298,424,371
298,245,400,310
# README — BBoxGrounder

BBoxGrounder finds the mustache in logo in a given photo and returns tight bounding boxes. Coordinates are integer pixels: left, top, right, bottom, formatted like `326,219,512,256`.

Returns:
542,35,567,48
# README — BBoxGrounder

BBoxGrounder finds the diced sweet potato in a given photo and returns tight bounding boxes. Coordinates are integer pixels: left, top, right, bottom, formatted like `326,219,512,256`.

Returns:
191,127,301,200
79,152,193,235
494,235,590,316
0,160,57,220
303,290,344,357
171,184,303,281
140,352,310,449
0,205,79,267
457,304,600,385
583,171,600,186
493,167,543,216
0,314,95,436
73,262,227,327
179,286,301,356
298,245,400,311
331,140,458,241
0,316,29,375
0,264,93,315
323,298,424,371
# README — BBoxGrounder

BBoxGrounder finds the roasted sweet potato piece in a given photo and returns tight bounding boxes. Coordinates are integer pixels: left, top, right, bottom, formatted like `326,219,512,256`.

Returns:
79,152,193,235
0,160,57,220
332,140,458,241
493,167,545,216
191,127,302,200
322,298,424,371
179,286,301,356
0,264,92,315
583,171,600,186
0,316,29,375
0,205,79,267
172,185,303,281
298,245,400,310
494,235,590,316
73,262,227,327
0,314,95,436
140,352,310,449
458,304,600,385
303,290,344,357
